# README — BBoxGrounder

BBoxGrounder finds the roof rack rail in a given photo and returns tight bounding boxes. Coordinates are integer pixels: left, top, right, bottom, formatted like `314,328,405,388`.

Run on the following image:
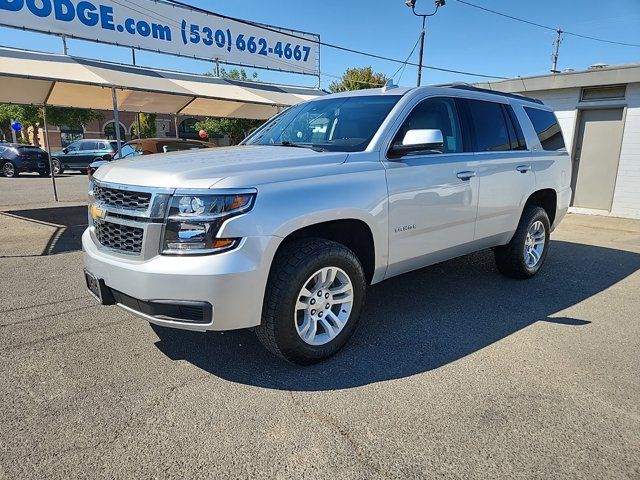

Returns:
448,84,544,105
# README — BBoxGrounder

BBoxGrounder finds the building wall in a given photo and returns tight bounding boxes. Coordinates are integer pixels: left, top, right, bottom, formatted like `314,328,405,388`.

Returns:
527,83,640,219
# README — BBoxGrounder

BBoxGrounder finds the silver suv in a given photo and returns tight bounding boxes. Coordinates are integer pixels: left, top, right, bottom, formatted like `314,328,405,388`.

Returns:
83,85,571,364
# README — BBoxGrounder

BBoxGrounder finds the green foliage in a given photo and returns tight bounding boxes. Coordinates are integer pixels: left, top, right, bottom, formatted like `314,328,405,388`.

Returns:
328,67,387,93
46,107,102,129
206,67,259,82
197,68,263,144
195,117,263,145
0,104,101,140
131,113,157,138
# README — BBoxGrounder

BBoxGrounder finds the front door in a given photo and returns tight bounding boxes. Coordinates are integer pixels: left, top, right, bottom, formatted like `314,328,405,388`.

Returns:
385,97,479,278
572,108,625,211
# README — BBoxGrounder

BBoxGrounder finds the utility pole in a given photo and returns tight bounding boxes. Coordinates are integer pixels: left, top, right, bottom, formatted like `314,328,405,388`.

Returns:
551,27,563,74
406,0,446,87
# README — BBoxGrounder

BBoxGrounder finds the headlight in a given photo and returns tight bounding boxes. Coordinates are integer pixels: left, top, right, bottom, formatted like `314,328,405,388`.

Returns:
161,192,256,255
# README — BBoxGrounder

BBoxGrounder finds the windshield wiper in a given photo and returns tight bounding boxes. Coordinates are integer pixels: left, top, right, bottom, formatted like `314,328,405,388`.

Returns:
271,141,327,152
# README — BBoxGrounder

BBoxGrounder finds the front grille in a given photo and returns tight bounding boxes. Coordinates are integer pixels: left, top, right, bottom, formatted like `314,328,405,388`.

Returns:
94,185,151,211
94,219,144,254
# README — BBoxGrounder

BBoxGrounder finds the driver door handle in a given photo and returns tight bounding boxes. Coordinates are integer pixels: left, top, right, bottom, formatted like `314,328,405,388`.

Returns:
516,165,532,173
456,171,477,181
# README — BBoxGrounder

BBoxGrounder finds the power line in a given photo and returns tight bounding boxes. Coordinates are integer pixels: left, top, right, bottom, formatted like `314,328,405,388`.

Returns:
390,33,422,82
455,0,640,48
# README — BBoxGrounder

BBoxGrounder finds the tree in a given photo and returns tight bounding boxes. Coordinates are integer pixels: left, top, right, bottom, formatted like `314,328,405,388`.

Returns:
131,113,157,138
0,104,101,141
196,68,263,145
328,67,387,93
196,117,263,145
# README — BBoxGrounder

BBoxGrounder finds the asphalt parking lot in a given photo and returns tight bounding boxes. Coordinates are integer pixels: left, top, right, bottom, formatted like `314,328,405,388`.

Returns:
1,175,639,479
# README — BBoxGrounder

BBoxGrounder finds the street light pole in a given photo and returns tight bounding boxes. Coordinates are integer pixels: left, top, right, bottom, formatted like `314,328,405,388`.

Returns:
416,15,426,87
406,0,445,87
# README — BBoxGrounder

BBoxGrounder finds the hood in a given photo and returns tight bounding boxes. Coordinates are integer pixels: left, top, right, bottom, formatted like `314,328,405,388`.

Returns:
93,145,349,189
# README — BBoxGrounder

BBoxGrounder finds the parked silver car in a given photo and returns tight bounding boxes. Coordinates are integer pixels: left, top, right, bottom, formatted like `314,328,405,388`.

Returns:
83,84,571,364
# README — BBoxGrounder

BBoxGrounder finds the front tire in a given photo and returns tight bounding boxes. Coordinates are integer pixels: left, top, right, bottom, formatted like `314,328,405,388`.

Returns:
2,161,18,178
494,206,550,279
256,238,366,365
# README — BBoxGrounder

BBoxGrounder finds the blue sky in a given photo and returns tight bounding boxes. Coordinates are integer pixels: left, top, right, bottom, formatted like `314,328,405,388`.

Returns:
0,0,639,89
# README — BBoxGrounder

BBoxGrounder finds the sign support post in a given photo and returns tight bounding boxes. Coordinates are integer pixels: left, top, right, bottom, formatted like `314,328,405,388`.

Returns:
111,88,122,159
41,107,59,202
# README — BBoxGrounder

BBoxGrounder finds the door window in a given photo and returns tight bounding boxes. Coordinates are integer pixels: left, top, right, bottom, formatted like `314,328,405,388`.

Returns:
66,143,80,152
80,142,97,151
524,107,566,151
465,99,511,152
504,105,527,150
393,97,463,154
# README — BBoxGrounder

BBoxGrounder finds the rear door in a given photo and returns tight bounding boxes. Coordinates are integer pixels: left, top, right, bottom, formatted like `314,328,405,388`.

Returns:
461,98,536,241
384,96,479,277
75,141,98,167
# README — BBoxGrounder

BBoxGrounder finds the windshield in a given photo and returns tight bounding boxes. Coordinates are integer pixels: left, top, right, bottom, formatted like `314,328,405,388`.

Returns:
245,95,402,152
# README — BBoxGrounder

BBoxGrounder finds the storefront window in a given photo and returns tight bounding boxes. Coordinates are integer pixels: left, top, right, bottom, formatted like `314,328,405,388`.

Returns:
60,126,84,147
104,122,126,141
178,118,199,139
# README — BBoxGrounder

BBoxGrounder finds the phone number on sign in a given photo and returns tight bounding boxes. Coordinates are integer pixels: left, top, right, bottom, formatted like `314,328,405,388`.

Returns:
181,21,312,63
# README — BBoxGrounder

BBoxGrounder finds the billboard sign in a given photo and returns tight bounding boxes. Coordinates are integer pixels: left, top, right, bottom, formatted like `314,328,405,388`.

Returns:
0,0,320,75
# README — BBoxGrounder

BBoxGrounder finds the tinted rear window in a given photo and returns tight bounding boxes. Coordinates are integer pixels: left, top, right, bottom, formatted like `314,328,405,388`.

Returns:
465,99,511,152
109,142,118,151
524,107,566,151
17,146,44,152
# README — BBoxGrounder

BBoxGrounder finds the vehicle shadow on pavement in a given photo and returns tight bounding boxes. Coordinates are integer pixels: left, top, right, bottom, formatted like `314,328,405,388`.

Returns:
0,206,87,256
151,240,639,391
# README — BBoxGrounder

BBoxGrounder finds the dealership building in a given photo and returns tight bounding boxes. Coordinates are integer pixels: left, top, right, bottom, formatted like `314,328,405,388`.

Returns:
477,63,640,219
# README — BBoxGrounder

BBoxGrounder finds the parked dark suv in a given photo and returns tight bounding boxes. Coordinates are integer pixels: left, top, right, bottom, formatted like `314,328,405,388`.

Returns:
52,140,118,175
0,143,50,178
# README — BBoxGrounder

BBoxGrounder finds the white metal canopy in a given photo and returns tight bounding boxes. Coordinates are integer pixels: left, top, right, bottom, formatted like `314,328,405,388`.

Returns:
0,46,324,119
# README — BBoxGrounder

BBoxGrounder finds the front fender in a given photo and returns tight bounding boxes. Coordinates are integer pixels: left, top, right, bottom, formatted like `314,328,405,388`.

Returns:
219,166,390,283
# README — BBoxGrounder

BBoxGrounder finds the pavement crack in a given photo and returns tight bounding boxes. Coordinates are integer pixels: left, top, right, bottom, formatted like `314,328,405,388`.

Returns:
2,296,89,314
286,390,384,477
0,304,95,328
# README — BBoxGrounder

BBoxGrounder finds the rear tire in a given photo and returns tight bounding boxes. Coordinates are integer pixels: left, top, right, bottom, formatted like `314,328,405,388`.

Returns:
494,206,550,279
256,238,366,365
2,161,18,178
52,158,63,176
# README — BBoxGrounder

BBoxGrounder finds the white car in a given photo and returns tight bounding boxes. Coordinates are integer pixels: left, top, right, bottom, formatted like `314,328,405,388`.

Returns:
83,84,571,364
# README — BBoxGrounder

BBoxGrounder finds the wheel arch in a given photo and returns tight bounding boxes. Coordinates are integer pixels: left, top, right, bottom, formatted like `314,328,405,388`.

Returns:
525,188,557,226
272,218,377,285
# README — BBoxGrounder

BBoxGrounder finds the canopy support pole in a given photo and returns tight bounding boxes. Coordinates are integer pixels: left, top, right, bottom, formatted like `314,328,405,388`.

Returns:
111,88,122,158
41,107,58,202
174,115,179,139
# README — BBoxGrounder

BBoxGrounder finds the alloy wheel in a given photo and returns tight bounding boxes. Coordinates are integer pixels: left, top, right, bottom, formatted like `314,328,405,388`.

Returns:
294,266,354,346
3,162,15,177
524,220,546,268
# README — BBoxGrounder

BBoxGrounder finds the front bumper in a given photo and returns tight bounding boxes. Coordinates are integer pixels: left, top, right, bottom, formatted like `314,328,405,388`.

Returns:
82,228,279,331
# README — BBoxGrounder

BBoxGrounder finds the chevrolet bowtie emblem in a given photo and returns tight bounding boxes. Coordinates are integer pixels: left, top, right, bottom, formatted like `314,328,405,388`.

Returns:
90,204,106,221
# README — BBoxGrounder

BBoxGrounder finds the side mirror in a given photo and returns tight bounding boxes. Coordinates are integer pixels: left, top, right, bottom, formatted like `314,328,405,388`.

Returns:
62,148,69,154
388,129,444,159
